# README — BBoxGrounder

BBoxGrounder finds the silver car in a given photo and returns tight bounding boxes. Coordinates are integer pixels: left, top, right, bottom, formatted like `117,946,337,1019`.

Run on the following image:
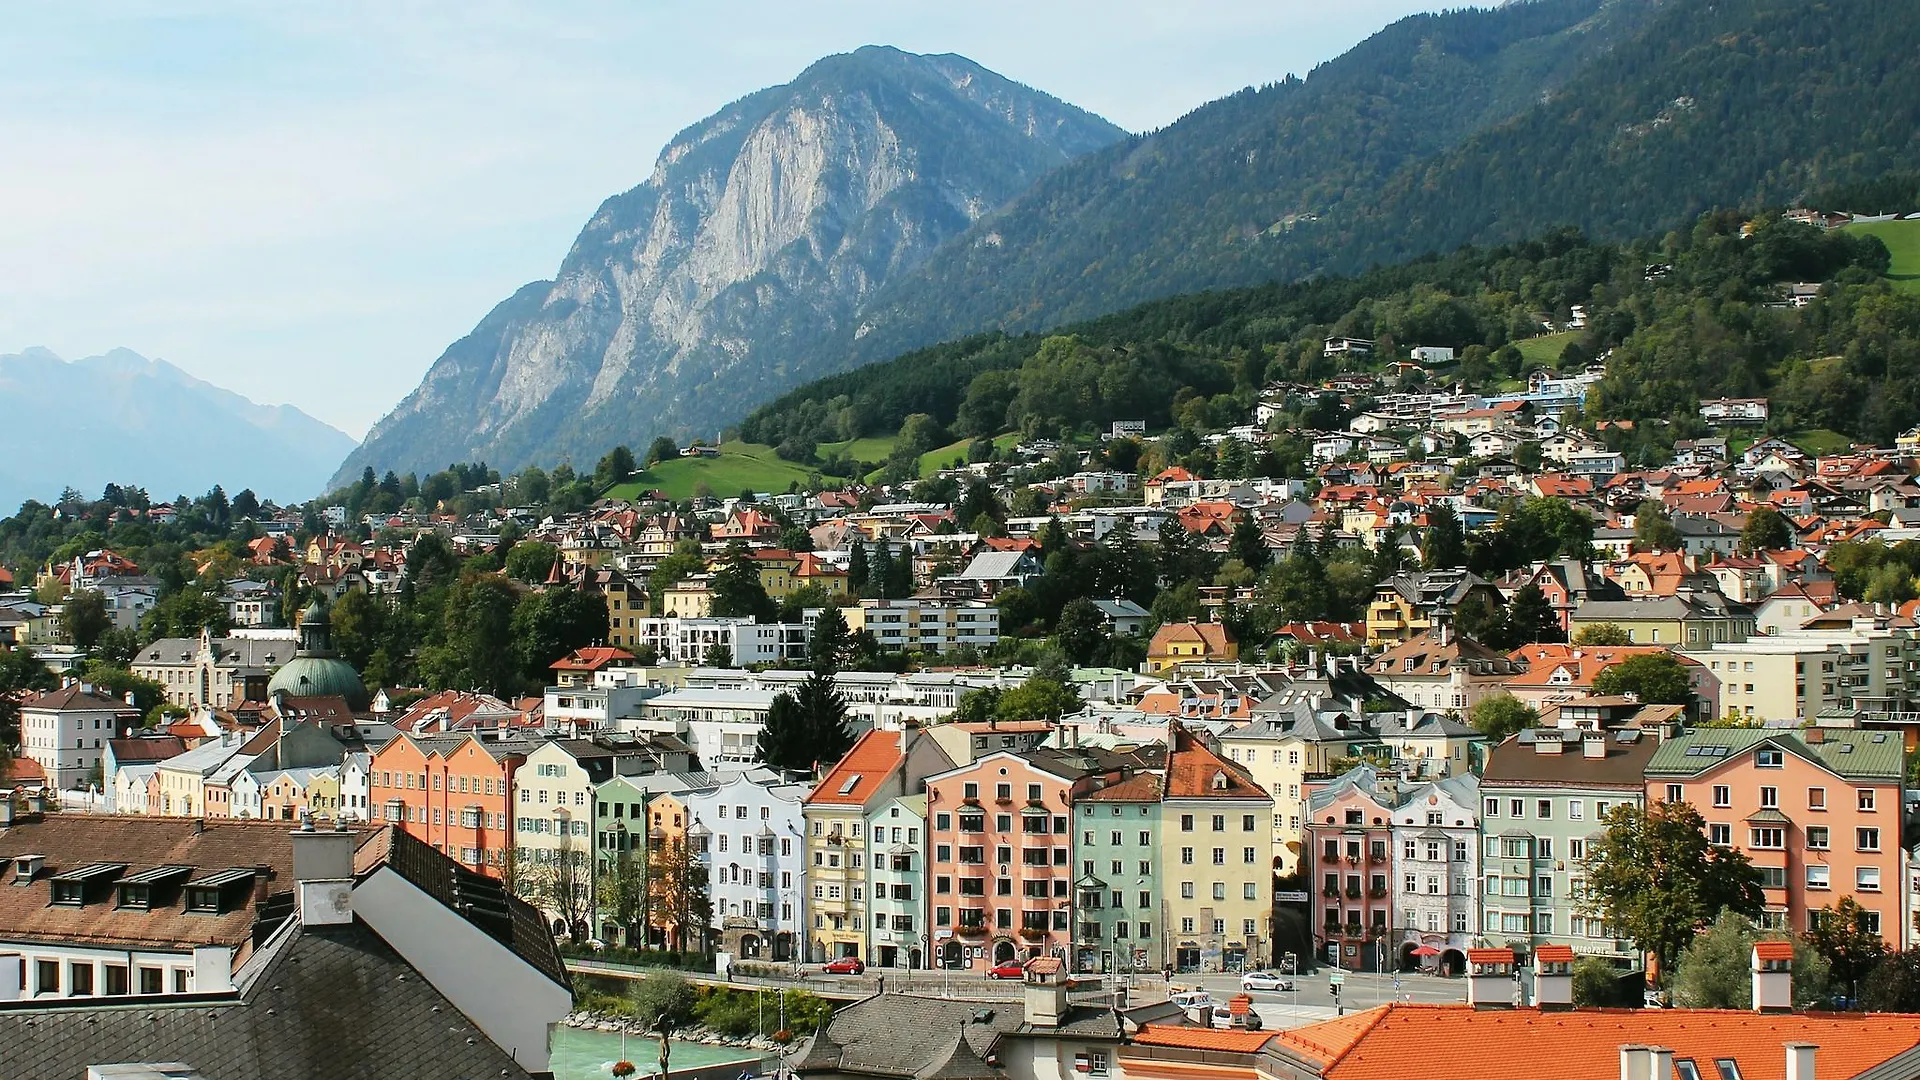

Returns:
1239,970,1294,991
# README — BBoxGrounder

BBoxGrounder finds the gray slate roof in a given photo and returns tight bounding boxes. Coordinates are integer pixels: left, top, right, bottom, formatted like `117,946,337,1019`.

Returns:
0,921,535,1080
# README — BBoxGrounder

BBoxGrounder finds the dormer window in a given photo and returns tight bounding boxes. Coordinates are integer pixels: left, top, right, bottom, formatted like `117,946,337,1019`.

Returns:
118,883,151,910
1211,771,1229,791
51,880,85,906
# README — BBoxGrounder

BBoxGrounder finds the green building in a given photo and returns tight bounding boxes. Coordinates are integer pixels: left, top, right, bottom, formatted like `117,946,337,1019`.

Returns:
1073,772,1163,974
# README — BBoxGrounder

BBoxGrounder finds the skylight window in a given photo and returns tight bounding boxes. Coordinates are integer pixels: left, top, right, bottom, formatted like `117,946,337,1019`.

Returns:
838,775,862,795
1675,1061,1703,1080
1715,1059,1742,1080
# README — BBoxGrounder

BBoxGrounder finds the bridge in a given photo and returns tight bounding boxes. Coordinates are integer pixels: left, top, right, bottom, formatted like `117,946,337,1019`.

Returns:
564,957,1153,1005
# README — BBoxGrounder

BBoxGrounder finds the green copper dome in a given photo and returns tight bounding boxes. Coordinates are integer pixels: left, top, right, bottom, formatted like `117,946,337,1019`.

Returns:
267,598,369,710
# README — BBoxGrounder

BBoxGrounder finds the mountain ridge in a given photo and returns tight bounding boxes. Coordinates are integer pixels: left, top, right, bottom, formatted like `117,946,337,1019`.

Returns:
0,348,357,510
333,46,1125,486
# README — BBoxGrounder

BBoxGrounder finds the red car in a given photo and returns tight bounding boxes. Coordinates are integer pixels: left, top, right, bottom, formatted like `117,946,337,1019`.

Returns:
822,957,866,975
986,962,1026,980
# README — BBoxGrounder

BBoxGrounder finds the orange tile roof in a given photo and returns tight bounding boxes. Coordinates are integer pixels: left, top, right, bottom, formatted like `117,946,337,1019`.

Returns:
1535,944,1575,963
1467,947,1514,964
803,729,903,806
1274,1004,1920,1080
1130,1024,1274,1052
1165,728,1268,800
550,646,637,671
1754,940,1795,962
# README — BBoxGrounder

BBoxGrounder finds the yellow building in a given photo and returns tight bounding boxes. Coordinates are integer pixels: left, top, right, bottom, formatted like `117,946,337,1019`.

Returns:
1145,622,1238,674
1216,715,1376,875
1159,731,1271,972
660,578,715,618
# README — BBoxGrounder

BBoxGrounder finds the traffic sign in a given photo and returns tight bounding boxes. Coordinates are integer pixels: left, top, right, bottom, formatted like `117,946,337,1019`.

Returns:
1328,971,1346,987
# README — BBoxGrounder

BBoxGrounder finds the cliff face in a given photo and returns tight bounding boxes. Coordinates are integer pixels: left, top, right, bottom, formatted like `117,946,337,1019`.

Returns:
337,46,1123,484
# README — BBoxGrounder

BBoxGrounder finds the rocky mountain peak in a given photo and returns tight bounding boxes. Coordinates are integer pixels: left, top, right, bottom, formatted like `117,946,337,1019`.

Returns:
335,49,1123,485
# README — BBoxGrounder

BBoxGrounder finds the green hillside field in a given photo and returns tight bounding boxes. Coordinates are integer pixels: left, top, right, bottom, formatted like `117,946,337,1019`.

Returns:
1846,219,1920,292
604,441,831,501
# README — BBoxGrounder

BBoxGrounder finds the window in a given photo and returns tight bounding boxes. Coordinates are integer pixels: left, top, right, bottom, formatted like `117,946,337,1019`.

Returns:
1756,748,1784,768
1212,848,1225,866
1536,800,1552,819
1858,867,1882,892
1859,827,1882,852
1808,788,1826,810
36,960,58,995
1708,823,1731,846
1242,814,1256,831
1759,786,1778,809
1181,847,1194,864
1664,784,1683,803
1244,882,1258,900
1858,788,1877,812
104,964,129,996
1675,1060,1703,1080
1180,881,1195,899
1807,826,1830,849
1484,798,1499,817
1509,799,1524,817
1213,882,1227,901
1567,839,1584,861
1180,814,1194,831
1568,800,1584,821
1750,827,1784,849
1757,866,1786,890
1805,865,1830,889
69,961,94,996
1243,847,1256,865
1711,785,1731,808
139,967,164,994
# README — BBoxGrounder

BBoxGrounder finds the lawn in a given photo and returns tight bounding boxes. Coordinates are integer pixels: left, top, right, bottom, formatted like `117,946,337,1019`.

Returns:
1783,428,1853,456
603,441,829,501
1846,219,1920,293
818,435,899,463
1515,331,1578,366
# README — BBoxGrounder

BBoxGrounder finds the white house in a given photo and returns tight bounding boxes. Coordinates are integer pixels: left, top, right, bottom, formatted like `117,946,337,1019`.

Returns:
18,684,140,790
687,773,810,962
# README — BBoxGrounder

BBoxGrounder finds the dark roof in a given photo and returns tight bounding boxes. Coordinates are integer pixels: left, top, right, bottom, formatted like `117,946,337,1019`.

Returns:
0,816,368,952
807,994,1027,1078
108,735,189,762
1479,729,1661,791
0,920,535,1080
363,827,570,991
24,683,141,713
917,1026,1001,1080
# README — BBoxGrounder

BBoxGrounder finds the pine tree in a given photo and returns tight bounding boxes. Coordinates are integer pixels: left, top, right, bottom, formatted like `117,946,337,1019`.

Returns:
757,692,810,770
1229,517,1271,572
809,605,850,675
866,541,891,600
847,537,869,594
1422,504,1467,569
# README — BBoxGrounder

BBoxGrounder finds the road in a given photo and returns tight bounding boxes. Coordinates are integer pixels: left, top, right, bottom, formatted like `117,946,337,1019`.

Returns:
1173,967,1466,1029
568,955,1467,1030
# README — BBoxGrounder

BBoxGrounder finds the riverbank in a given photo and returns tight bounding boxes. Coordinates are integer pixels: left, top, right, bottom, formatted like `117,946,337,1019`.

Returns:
549,1026,769,1080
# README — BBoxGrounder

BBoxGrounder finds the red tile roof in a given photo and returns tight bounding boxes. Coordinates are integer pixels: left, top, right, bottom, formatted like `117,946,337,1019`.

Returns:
550,646,638,672
804,729,903,806
1754,940,1795,962
1273,1004,1920,1080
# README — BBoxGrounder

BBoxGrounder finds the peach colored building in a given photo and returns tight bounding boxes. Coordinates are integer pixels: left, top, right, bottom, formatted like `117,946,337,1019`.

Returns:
369,732,530,877
1645,728,1905,943
925,747,1136,971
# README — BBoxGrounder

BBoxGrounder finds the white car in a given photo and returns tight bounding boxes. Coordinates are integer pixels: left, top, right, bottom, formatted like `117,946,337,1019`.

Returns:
1240,971,1294,992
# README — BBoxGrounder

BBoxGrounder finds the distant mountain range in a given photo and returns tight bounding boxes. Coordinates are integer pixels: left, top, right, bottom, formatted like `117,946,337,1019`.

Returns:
342,0,1920,482
333,46,1124,487
0,347,357,510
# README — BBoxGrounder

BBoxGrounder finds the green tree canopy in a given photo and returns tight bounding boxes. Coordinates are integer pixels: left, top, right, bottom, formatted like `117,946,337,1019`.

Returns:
1591,653,1695,707
502,541,560,583
1571,622,1631,646
1671,910,1828,1010
1468,692,1538,743
1582,801,1765,984
1739,506,1794,553
1806,896,1889,1001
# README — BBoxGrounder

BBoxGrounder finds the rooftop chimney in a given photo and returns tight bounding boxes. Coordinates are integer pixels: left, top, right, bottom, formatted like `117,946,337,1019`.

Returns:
290,815,356,927
1533,944,1575,1010
1024,957,1070,1028
1785,1044,1817,1080
1649,1047,1675,1080
1620,1046,1652,1080
1753,941,1794,1012
1466,947,1517,1009
1583,733,1607,759
1535,732,1565,755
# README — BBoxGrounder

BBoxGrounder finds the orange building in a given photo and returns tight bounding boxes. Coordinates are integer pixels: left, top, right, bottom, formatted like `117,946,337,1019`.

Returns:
369,733,530,876
1646,728,1905,942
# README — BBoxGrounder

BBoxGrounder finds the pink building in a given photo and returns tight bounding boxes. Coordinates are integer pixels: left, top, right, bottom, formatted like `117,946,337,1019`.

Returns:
1646,728,1905,944
925,747,1134,971
1304,768,1397,972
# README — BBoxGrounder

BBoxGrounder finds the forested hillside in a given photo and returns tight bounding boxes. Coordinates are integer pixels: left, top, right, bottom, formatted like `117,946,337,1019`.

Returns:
829,0,1920,383
742,206,1913,459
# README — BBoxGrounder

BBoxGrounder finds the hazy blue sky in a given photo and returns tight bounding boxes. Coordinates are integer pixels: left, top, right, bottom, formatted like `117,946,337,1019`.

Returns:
0,1,1451,437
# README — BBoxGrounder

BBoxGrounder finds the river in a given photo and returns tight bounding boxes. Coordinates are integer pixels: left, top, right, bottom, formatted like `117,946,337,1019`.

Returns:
548,1028,766,1080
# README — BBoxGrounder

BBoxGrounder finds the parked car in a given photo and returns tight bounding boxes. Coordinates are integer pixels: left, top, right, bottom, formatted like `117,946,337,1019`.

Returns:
1169,990,1216,1011
1211,1009,1264,1030
1240,971,1294,992
822,957,866,975
987,962,1027,980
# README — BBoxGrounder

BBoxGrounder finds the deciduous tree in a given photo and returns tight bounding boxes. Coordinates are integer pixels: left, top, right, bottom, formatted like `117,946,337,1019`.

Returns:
1582,801,1765,984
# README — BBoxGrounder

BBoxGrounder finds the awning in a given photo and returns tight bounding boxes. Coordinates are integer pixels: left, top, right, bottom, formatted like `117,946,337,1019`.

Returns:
1410,945,1442,957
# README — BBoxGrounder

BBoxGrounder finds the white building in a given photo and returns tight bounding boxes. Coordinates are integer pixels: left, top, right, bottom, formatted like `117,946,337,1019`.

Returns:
19,684,139,790
842,599,999,654
1389,775,1481,973
633,617,809,666
688,773,810,962
633,689,781,769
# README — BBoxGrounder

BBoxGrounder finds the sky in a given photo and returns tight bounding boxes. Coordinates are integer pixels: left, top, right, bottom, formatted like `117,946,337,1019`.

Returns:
0,1,1454,439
